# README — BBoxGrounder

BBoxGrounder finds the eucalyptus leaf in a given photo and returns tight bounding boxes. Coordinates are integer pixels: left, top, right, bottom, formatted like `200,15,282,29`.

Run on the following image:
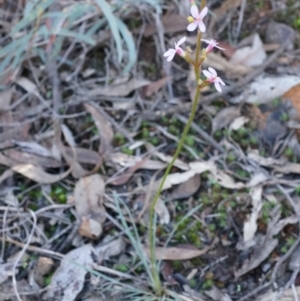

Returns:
94,0,123,62
116,19,136,74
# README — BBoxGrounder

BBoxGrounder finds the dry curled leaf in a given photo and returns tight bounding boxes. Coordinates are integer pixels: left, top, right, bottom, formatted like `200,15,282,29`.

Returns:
84,103,113,156
43,244,94,301
143,76,171,97
212,106,241,133
230,34,266,67
169,174,201,200
12,164,71,184
74,174,106,239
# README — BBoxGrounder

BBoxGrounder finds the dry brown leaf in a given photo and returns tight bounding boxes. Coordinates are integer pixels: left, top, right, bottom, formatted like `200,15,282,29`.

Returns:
212,106,241,133
94,237,125,260
84,103,113,155
109,152,167,170
210,169,245,189
78,217,102,240
4,149,61,168
248,152,286,167
44,244,94,301
235,238,278,278
274,162,300,174
230,34,266,67
0,263,14,285
243,185,262,242
170,174,200,200
258,287,300,301
155,198,170,225
143,76,172,97
203,52,250,77
11,164,71,184
106,156,151,185
62,127,89,179
230,116,249,131
74,174,106,239
143,245,209,260
88,78,150,97
141,14,187,37
0,88,12,109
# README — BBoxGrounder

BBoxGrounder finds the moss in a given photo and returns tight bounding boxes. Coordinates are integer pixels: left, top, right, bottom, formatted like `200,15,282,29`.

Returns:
226,153,236,163
121,147,134,155
184,135,195,147
142,128,150,138
114,132,126,145
149,137,159,146
189,278,197,288
284,147,293,159
113,263,129,272
202,278,213,290
168,124,179,135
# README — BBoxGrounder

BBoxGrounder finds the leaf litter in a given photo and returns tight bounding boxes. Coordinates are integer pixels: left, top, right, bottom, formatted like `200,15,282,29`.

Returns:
1,1,300,301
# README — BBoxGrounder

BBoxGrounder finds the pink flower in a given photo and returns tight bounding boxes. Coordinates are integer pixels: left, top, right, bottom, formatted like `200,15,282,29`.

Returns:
163,37,186,62
187,5,208,32
203,67,225,92
201,39,225,53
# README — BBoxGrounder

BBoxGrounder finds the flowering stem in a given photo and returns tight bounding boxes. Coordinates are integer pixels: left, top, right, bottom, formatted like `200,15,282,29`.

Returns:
149,28,203,295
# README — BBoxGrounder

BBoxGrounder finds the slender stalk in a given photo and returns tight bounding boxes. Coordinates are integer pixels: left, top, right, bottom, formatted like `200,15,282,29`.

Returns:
149,27,203,295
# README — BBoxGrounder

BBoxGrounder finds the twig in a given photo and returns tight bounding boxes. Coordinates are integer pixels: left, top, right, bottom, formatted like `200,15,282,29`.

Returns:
12,210,37,301
5,236,64,260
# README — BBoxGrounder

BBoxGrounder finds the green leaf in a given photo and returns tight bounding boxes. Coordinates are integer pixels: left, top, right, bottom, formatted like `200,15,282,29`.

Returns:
94,0,123,62
116,19,136,74
12,0,56,35
58,28,95,45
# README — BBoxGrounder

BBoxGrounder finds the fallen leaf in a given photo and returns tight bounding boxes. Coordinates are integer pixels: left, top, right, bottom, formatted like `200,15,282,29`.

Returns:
247,172,269,187
243,185,263,242
210,169,245,189
78,217,102,240
248,152,285,167
235,238,278,278
44,244,94,301
94,237,125,260
88,78,150,97
230,34,266,67
109,152,167,170
231,74,300,104
74,174,106,239
141,14,187,37
203,52,250,77
212,106,241,133
84,103,113,155
266,20,296,51
0,263,14,285
143,76,172,97
230,116,249,131
0,88,12,109
155,198,170,225
12,140,53,157
143,245,209,260
12,164,71,184
258,287,300,301
106,156,151,185
169,174,201,200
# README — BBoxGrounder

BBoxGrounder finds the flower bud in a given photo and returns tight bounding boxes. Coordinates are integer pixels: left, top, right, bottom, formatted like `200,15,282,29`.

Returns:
187,16,194,23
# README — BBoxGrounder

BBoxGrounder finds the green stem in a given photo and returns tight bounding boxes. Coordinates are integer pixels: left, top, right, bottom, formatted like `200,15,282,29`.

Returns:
149,29,203,295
